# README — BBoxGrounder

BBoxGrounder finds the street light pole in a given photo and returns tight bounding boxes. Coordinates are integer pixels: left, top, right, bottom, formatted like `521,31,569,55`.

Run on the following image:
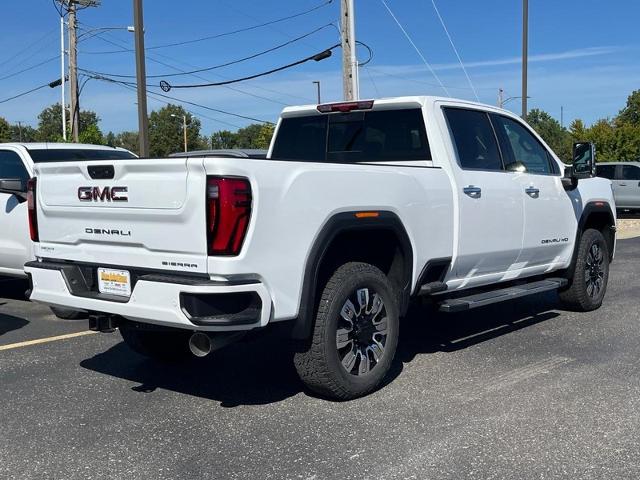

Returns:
60,15,67,141
313,81,321,104
171,114,188,152
522,0,528,120
133,0,150,157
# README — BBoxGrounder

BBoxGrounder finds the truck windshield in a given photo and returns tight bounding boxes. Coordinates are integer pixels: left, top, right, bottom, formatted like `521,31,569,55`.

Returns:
27,149,137,163
271,108,431,163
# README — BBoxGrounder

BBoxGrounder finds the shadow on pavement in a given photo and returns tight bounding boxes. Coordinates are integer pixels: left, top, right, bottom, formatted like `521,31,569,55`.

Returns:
0,278,29,301
80,291,561,406
0,313,29,336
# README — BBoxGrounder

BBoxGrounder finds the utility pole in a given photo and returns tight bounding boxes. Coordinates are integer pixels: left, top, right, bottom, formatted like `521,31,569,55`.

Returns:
561,106,564,128
133,0,150,157
171,114,188,152
497,88,504,108
60,15,67,141
68,0,79,141
17,122,23,142
521,0,528,120
341,0,358,101
313,81,321,104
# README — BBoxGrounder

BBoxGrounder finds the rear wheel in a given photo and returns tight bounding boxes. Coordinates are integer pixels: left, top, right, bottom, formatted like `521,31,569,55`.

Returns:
50,306,86,320
294,262,399,400
559,228,609,311
119,321,192,361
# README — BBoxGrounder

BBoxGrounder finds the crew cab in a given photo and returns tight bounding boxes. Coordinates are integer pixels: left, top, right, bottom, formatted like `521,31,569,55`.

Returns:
0,143,136,318
25,97,616,399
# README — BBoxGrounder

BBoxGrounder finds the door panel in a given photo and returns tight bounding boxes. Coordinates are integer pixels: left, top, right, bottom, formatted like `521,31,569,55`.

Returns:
615,164,640,208
489,114,574,269
443,107,524,279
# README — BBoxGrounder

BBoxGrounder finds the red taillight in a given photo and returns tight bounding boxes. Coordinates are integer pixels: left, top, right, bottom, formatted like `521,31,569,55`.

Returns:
317,100,374,113
206,177,251,256
27,177,38,242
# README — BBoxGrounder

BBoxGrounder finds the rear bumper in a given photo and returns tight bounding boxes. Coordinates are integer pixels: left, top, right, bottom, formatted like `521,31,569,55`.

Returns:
25,261,272,332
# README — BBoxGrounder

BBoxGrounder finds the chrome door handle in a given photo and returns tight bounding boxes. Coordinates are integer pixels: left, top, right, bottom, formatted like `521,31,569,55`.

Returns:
463,186,482,198
525,187,540,198
619,183,627,186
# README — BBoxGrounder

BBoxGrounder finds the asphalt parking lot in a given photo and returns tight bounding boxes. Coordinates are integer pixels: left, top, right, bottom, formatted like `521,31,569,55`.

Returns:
1,238,640,480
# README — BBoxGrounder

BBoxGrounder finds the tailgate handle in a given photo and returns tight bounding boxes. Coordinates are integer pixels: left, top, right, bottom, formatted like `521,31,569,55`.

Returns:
88,165,115,179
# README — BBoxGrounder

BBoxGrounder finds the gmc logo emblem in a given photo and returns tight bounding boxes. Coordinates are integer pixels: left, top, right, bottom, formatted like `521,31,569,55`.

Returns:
78,186,128,202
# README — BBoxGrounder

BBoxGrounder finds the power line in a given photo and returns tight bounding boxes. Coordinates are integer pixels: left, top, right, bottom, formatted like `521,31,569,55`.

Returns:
78,24,309,105
111,80,243,129
366,66,497,91
82,24,335,79
430,0,478,101
0,81,53,104
89,74,273,124
146,0,334,51
379,0,450,96
0,27,58,69
0,56,59,82
159,46,337,90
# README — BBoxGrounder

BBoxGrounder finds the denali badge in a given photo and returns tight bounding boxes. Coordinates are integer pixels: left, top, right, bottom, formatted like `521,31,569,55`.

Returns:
78,186,128,202
85,228,131,236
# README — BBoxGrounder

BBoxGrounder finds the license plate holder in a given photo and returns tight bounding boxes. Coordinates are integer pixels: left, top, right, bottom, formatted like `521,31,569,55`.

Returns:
97,268,131,297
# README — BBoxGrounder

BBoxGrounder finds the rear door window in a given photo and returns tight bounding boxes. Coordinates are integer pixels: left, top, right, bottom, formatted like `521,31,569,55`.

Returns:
270,108,430,163
621,165,640,180
596,164,617,180
444,108,503,171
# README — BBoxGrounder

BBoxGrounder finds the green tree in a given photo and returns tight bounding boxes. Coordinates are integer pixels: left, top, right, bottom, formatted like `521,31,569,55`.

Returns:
234,124,265,148
210,130,238,149
114,131,139,155
148,104,202,157
78,123,104,145
10,124,38,142
36,103,101,142
585,119,616,162
616,90,640,126
104,131,116,147
256,123,275,149
0,117,10,142
526,108,571,162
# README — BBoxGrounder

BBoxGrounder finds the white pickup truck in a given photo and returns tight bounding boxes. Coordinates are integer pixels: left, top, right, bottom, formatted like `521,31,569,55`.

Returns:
25,97,616,399
0,143,136,318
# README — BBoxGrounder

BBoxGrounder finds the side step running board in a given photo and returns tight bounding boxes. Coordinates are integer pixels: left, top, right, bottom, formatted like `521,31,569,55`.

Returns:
438,278,568,313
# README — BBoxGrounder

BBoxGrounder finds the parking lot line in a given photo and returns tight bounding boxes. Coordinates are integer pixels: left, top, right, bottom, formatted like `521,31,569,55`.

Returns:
0,331,97,352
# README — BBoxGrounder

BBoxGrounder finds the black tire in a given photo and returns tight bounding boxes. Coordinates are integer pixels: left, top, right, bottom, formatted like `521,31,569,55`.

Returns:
50,306,86,320
119,321,192,361
294,262,400,400
559,228,610,311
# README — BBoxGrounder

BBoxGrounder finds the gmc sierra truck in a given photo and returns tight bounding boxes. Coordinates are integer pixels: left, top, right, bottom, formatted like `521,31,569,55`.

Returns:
0,143,136,319
25,97,616,399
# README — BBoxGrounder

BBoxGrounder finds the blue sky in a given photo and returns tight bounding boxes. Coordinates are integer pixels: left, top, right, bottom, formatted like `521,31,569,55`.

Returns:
1,0,639,134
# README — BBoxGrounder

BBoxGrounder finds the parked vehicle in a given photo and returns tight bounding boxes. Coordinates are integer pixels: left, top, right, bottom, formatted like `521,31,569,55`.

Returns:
596,162,640,212
0,143,136,318
25,97,616,399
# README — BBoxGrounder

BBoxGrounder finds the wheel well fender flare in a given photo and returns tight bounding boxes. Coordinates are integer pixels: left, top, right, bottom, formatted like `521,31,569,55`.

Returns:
291,211,413,339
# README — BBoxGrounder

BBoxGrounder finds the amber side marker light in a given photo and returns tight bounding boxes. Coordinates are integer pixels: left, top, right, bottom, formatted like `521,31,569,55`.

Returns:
354,211,380,219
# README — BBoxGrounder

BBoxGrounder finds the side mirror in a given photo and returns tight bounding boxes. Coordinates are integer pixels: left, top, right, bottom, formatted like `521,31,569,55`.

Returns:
0,178,27,200
561,166,578,190
572,142,596,179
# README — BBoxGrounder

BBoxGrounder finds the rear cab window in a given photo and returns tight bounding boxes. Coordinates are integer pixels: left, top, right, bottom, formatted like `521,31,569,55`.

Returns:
27,149,137,163
271,108,431,163
443,107,503,171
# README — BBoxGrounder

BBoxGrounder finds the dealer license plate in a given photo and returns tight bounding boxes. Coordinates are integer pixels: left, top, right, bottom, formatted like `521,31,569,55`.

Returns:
97,268,131,297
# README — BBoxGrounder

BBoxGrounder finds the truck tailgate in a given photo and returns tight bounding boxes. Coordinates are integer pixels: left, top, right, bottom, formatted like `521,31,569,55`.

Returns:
34,158,209,274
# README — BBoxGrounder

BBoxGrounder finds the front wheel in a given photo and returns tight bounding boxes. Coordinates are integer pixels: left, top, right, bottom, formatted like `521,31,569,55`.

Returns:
559,228,610,311
294,262,400,400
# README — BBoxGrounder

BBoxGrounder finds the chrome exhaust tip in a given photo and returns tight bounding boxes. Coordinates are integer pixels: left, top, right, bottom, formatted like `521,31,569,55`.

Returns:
188,332,212,357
